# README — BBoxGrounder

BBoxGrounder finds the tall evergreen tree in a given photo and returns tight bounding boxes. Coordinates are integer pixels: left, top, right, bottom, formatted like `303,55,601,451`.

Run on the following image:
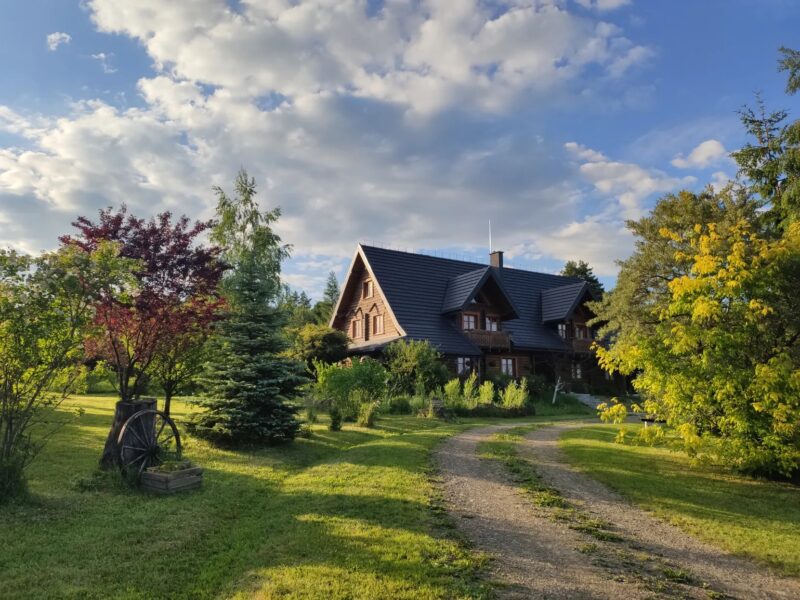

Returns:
560,259,604,296
190,170,304,444
312,271,340,324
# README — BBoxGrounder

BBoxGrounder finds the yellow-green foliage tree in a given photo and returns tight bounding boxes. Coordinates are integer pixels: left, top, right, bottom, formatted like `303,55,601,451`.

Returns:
596,198,800,476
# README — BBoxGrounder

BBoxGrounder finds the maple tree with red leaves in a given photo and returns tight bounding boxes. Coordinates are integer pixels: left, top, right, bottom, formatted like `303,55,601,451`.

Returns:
61,206,226,466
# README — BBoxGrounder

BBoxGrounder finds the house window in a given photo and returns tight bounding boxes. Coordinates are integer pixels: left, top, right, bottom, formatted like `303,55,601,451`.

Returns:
604,370,613,381
575,325,586,339
572,361,583,380
457,357,473,375
362,280,373,299
373,314,384,335
501,358,515,377
557,323,567,339
486,316,499,331
462,313,477,330
351,318,363,339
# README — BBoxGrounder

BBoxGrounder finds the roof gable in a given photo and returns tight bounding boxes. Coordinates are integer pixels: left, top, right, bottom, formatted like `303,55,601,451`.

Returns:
441,267,520,319
541,281,593,323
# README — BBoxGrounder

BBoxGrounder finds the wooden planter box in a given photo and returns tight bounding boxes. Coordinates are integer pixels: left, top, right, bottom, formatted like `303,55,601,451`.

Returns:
141,466,203,494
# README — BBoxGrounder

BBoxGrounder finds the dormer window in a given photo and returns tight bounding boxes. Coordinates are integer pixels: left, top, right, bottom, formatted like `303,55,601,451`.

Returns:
362,280,373,299
558,323,567,339
462,313,477,330
486,316,499,331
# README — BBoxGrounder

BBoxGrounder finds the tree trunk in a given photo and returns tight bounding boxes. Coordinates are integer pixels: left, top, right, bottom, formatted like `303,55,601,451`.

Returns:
99,397,157,469
163,390,172,419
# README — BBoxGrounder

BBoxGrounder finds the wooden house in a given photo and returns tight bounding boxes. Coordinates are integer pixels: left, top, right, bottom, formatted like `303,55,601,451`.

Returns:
330,244,617,391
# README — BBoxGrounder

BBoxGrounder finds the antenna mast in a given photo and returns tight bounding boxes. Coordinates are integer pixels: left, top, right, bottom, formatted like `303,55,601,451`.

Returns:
489,219,492,254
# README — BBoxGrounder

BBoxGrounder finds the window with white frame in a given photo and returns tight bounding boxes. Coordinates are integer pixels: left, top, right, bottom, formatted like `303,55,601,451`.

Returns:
557,323,567,339
501,357,515,376
457,357,473,374
486,316,499,331
373,313,384,335
462,313,477,330
575,325,586,339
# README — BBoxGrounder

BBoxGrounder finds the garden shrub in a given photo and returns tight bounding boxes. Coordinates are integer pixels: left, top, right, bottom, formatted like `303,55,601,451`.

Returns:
487,371,513,391
312,358,388,420
384,339,449,396
443,378,462,409
357,401,380,428
329,406,342,431
478,380,495,405
409,394,429,414
462,372,478,408
525,374,547,400
501,378,528,409
386,395,412,414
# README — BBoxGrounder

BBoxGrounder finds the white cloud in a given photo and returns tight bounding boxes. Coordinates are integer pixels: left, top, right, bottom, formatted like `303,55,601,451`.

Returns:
1,1,657,295
671,139,728,169
90,52,117,74
576,0,632,11
87,0,651,115
46,32,71,51
566,142,695,219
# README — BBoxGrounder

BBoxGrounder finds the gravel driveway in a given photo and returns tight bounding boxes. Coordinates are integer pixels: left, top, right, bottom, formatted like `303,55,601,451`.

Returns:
434,421,800,600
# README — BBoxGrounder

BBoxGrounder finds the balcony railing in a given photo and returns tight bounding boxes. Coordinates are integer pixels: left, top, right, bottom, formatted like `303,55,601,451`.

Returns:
464,330,511,351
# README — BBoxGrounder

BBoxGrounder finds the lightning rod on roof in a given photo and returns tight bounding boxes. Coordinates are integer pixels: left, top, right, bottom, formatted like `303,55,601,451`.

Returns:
489,219,492,254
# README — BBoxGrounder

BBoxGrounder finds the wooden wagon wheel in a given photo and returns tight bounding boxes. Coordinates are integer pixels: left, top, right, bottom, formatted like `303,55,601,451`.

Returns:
117,409,182,480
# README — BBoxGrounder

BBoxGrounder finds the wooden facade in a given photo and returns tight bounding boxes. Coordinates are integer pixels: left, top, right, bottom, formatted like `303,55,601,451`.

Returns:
331,254,401,347
331,245,628,395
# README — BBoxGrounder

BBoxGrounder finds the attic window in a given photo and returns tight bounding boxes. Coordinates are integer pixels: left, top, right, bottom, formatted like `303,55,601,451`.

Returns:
486,316,499,331
373,314,384,335
558,323,567,339
362,280,373,299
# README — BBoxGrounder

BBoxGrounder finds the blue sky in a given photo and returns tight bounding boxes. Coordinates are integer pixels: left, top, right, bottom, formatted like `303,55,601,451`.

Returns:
1,0,798,296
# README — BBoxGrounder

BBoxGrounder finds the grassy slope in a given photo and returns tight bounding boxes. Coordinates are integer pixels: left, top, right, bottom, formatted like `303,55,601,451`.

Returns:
560,424,800,576
0,395,584,599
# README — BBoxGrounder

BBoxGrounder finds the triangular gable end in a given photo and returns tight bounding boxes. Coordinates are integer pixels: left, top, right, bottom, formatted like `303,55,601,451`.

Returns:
441,267,520,320
329,245,407,337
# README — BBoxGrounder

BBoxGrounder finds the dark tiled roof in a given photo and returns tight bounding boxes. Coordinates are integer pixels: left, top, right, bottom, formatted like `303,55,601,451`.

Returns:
541,282,590,323
441,267,489,313
360,245,583,355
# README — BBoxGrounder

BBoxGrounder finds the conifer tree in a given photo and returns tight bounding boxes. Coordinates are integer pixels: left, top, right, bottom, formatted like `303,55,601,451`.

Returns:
190,171,304,444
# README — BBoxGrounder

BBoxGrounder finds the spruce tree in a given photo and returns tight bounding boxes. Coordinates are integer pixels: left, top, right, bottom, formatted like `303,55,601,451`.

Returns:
190,170,304,444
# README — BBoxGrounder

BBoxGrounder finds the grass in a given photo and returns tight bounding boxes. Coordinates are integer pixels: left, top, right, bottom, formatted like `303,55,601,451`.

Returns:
560,424,800,576
0,395,586,599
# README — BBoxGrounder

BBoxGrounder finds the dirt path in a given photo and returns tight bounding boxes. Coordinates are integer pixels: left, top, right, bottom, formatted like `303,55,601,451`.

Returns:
434,424,647,599
435,422,800,599
523,422,800,600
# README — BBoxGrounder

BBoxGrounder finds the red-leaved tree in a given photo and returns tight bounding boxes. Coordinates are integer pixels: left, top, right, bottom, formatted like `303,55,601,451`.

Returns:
61,206,225,466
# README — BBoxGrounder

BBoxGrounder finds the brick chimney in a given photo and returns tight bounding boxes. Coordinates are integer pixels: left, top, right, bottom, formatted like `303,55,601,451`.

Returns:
489,250,503,269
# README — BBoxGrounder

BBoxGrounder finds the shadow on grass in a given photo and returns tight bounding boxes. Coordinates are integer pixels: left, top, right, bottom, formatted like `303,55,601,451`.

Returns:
2,402,489,599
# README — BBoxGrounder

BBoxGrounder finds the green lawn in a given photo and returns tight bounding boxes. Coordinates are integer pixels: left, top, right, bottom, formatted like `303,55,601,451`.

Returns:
0,395,582,599
560,424,800,576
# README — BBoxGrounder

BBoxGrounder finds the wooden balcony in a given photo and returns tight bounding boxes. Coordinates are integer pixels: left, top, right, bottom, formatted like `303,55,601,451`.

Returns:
464,330,511,351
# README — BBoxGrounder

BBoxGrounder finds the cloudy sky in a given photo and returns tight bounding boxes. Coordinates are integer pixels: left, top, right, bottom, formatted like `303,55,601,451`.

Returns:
1,1,798,296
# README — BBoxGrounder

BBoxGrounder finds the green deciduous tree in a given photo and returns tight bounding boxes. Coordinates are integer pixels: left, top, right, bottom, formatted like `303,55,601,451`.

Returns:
190,170,305,445
286,323,349,371
0,243,132,500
